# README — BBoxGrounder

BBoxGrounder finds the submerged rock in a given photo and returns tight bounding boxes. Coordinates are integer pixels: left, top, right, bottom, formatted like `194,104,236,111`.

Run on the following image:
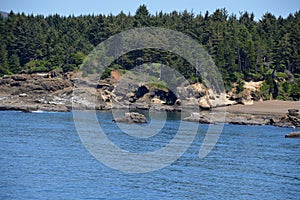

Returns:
285,132,300,138
113,112,147,124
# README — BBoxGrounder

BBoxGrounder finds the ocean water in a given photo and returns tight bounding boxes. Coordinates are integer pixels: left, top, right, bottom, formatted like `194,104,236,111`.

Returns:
0,110,299,199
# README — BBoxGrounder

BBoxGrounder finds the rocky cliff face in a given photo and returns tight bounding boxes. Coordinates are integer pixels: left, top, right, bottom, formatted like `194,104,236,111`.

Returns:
176,83,236,109
227,81,263,105
0,72,74,111
0,70,263,112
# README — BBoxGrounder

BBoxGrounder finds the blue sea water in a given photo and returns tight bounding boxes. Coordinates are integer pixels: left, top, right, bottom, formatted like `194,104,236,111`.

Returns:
0,110,299,199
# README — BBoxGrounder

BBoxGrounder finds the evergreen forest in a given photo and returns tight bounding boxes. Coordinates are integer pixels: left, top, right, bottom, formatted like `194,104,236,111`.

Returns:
0,5,299,100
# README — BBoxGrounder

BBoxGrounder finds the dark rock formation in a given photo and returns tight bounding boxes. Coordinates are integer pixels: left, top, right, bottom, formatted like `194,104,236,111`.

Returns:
184,108,300,128
288,109,299,116
183,112,273,125
285,132,300,138
135,85,150,99
271,109,300,127
113,112,147,124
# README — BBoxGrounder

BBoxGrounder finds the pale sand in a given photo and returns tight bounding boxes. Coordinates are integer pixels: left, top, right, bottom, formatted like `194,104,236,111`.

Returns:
215,100,300,115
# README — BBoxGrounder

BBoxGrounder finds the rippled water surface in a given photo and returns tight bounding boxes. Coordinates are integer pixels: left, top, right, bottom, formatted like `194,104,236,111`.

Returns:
0,111,299,199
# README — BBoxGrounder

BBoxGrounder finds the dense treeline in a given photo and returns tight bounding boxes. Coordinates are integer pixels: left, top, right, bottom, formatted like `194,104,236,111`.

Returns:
0,5,299,100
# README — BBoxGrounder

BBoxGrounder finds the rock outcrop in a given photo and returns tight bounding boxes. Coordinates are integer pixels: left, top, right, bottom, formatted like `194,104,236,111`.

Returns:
271,109,300,127
183,108,300,127
0,70,260,113
113,112,147,124
228,81,263,105
0,70,298,129
285,132,300,138
0,73,74,112
183,112,273,125
176,83,236,110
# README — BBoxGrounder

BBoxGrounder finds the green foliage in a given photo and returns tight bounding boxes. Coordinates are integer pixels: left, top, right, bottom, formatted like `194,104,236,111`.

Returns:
0,65,12,76
62,64,77,73
276,72,288,79
260,81,271,100
100,64,122,79
70,52,85,67
148,82,167,90
290,79,300,100
276,81,290,100
100,68,113,80
236,79,245,94
245,72,264,82
25,59,50,73
8,54,21,73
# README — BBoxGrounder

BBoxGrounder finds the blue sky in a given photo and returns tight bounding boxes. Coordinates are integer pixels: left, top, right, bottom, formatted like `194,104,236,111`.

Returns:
1,0,299,20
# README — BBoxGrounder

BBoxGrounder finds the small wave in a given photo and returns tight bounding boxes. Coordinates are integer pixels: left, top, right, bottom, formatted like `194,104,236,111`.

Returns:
31,110,45,113
31,110,59,114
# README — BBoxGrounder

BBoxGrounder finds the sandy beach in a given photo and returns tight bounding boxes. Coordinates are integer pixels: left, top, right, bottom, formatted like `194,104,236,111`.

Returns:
215,100,300,115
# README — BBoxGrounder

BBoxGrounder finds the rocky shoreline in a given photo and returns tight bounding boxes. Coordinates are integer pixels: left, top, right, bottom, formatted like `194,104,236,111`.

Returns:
0,72,299,128
0,100,299,128
183,109,300,128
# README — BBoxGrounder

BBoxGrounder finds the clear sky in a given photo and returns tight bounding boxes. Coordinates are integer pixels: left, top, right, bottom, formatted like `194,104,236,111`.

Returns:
0,0,299,20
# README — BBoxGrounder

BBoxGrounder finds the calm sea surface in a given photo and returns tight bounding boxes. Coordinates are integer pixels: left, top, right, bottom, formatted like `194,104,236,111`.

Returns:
0,111,299,199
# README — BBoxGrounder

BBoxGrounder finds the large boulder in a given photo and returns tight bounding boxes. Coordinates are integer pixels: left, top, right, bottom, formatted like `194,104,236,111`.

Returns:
113,112,147,124
288,109,299,116
183,112,225,124
198,97,211,110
